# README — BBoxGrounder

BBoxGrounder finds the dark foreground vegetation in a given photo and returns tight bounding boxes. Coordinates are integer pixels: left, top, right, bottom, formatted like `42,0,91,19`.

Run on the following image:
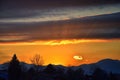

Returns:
0,54,120,80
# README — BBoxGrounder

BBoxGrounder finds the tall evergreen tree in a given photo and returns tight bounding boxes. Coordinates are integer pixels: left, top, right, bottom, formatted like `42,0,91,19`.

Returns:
8,54,21,80
66,67,75,80
75,68,85,80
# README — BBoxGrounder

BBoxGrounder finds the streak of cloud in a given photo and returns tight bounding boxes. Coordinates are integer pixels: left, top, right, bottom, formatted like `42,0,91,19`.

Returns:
0,12,120,43
0,4,120,23
0,4,120,43
0,39,110,45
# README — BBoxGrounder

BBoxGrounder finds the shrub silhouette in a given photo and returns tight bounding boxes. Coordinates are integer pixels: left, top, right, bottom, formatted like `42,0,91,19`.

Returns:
65,67,75,80
92,67,109,80
43,64,56,74
109,72,119,80
74,68,85,80
25,68,36,80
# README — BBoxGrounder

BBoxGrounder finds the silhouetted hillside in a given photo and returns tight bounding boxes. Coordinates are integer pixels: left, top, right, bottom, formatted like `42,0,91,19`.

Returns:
0,57,120,80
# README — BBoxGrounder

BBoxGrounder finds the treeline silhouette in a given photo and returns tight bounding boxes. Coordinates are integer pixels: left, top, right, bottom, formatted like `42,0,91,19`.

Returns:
0,54,120,80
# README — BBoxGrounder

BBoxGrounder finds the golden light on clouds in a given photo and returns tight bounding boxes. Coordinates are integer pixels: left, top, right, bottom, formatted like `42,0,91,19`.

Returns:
0,39,109,45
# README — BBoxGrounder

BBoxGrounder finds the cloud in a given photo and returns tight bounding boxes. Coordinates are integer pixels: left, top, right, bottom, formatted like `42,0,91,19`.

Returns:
0,0,120,10
0,12,120,43
0,4,120,22
0,39,110,45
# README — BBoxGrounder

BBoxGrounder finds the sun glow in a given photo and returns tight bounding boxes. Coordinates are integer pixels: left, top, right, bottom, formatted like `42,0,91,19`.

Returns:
73,56,83,60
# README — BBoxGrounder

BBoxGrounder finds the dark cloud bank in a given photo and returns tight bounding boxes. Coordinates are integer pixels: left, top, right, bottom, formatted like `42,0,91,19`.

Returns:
0,12,120,43
0,0,120,10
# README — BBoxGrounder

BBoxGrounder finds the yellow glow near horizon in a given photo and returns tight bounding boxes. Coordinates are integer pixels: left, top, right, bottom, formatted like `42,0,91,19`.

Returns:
0,39,120,66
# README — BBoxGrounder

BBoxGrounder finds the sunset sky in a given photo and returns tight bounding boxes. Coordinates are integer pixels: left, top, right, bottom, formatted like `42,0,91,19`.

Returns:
0,0,120,66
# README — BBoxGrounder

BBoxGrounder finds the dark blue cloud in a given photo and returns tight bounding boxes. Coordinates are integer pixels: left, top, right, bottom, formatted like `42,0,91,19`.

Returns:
0,12,120,43
0,0,120,9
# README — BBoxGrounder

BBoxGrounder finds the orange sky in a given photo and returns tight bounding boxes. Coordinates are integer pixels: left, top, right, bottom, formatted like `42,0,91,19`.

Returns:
0,39,120,66
0,1,120,67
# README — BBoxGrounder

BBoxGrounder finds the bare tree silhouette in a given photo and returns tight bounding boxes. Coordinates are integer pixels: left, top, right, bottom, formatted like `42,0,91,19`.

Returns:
30,54,44,66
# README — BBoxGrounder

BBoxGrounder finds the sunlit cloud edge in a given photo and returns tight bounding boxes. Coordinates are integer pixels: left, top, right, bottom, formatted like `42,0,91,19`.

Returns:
0,39,117,46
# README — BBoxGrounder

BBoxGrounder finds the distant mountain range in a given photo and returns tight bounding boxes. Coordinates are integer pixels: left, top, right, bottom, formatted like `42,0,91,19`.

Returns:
79,59,120,74
0,58,120,74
